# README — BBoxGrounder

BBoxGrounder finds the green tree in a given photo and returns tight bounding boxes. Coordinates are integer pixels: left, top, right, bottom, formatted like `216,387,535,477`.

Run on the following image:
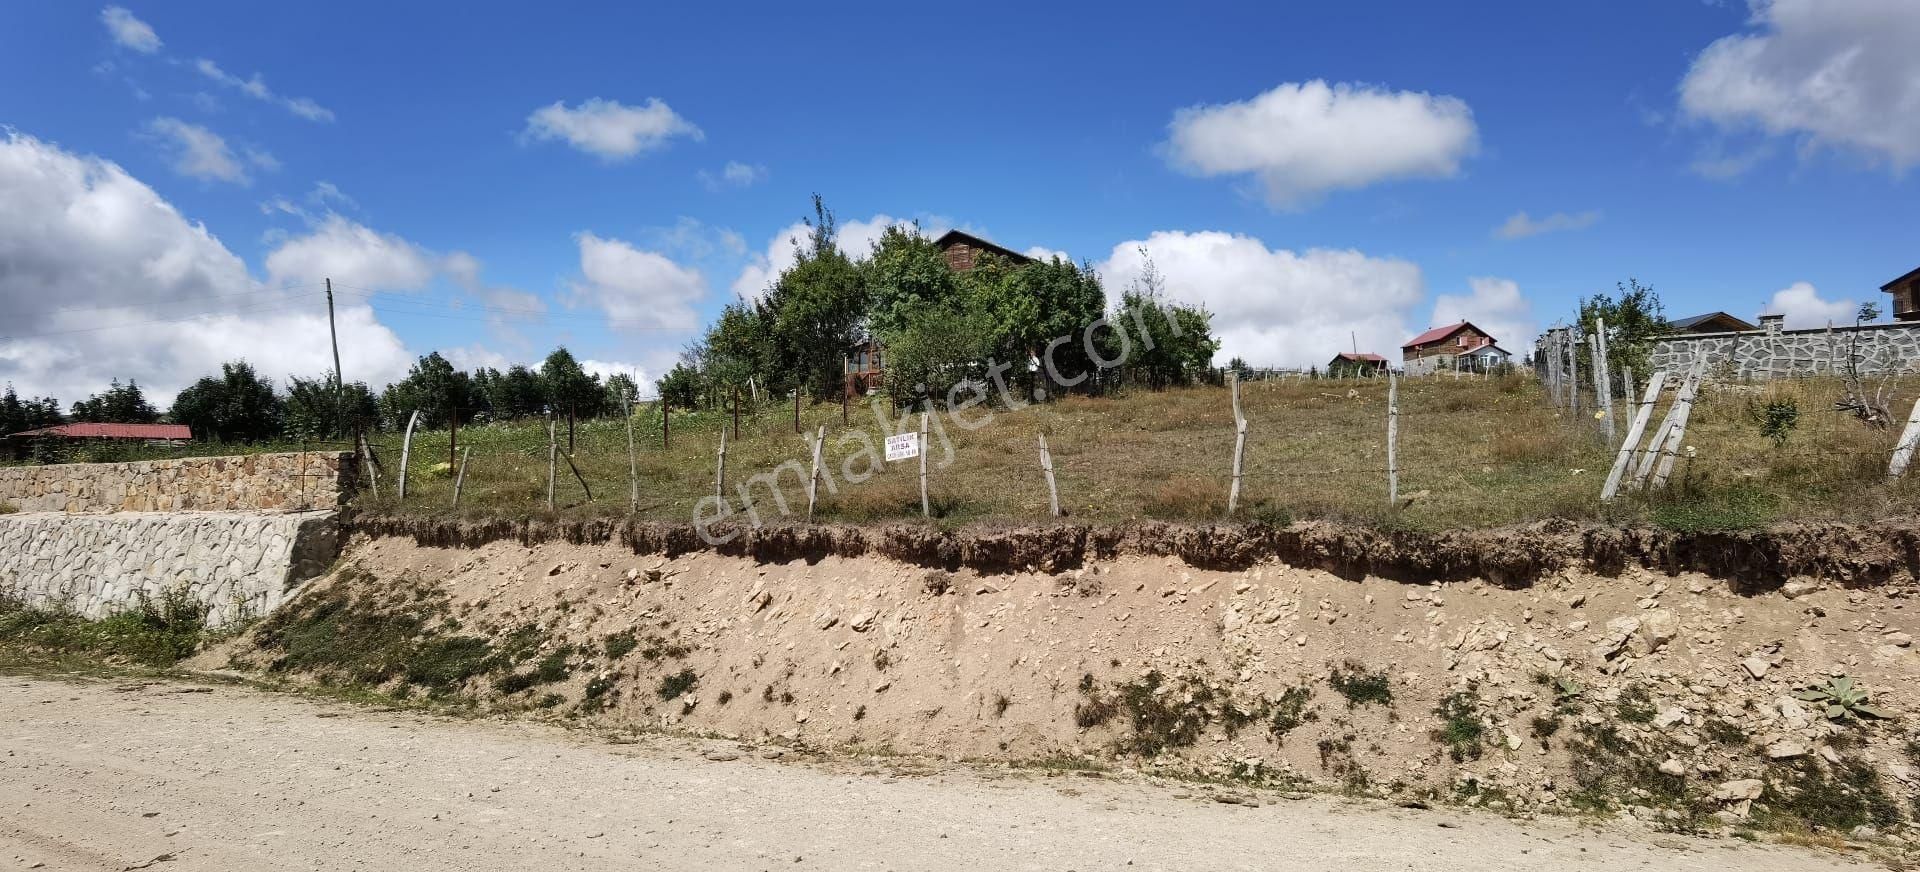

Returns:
380,352,474,429
603,372,640,410
169,362,283,442
880,298,993,408
863,225,957,339
69,378,158,423
1108,253,1219,388
655,362,701,409
1578,278,1669,389
759,195,868,398
281,375,377,440
700,301,773,396
539,347,603,419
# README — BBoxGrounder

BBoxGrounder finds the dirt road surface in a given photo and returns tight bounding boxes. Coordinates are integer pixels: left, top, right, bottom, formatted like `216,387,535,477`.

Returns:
0,674,1864,872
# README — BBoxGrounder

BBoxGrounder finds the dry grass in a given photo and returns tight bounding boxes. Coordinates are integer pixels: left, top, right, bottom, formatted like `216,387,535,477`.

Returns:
339,371,1920,531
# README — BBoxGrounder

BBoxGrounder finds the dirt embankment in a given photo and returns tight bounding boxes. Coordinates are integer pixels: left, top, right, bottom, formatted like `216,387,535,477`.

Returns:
204,524,1920,845
352,513,1920,588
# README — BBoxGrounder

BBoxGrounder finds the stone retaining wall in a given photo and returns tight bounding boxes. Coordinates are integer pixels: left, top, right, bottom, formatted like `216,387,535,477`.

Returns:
0,511,338,627
0,451,352,513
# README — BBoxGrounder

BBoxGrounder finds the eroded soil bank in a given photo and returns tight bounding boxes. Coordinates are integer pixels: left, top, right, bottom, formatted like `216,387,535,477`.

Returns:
350,514,1920,588
203,524,1920,845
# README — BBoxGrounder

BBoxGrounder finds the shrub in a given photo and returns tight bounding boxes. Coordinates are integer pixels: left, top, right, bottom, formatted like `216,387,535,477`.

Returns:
657,668,697,700
1329,661,1392,707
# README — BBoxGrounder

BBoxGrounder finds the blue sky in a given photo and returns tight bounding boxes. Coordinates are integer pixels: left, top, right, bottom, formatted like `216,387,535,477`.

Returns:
1,0,1916,404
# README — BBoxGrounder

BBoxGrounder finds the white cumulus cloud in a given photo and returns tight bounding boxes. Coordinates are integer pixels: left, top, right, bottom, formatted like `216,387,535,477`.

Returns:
1679,0,1920,170
569,233,708,330
730,214,945,300
100,6,160,53
1164,80,1478,208
1095,231,1425,368
523,98,703,161
1429,277,1535,350
265,214,438,292
0,132,410,406
1764,281,1856,328
699,160,767,190
1493,210,1600,240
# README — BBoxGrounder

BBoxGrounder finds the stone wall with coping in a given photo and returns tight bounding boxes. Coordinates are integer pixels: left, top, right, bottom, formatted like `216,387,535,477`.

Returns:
0,451,351,513
0,511,338,627
1646,322,1920,379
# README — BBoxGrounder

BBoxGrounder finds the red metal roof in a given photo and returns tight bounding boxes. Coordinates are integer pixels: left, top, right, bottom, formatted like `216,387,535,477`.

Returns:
1402,321,1497,350
7,422,192,440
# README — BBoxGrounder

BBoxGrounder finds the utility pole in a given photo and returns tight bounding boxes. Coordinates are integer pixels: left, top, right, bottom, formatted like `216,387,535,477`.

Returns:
325,278,345,439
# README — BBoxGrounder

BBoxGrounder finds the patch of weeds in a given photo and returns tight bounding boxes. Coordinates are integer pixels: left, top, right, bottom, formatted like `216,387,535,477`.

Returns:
1432,691,1486,762
1075,671,1240,757
603,631,638,661
1269,686,1315,741
657,668,697,701
402,636,494,692
1529,714,1562,742
872,649,892,672
993,694,1011,718
584,674,615,700
0,586,209,667
1316,733,1369,789
1328,661,1392,708
1615,684,1656,724
1566,723,1692,816
716,690,732,705
1701,718,1748,747
853,705,866,721
533,692,564,709
1011,755,1109,774
1757,756,1901,834
494,645,573,695
638,634,692,661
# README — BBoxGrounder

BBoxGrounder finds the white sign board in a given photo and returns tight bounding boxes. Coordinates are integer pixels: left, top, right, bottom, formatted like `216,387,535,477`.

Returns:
884,432,920,462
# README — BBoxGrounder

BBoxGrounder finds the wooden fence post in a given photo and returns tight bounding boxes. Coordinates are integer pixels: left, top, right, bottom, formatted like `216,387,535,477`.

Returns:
1038,434,1061,518
546,417,557,510
396,410,420,501
1227,373,1247,516
715,424,728,499
1620,365,1637,421
1386,370,1400,504
358,432,380,499
1642,363,1707,489
451,445,471,509
1600,371,1668,501
806,425,825,521
1889,399,1920,479
625,400,638,512
1566,331,1580,413
918,413,931,519
662,401,671,450
731,389,740,441
793,385,801,435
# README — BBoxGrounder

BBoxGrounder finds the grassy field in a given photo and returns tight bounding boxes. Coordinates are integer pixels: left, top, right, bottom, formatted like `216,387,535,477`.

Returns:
341,371,1920,531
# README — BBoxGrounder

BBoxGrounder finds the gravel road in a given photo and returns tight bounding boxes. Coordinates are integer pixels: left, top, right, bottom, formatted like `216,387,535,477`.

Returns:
0,673,1861,871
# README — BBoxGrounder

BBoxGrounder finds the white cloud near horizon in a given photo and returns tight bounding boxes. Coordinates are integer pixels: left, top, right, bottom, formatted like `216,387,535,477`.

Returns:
265,214,439,292
523,98,702,161
1679,0,1920,171
100,6,160,53
1493,210,1600,240
1164,80,1478,208
1764,281,1856,328
0,132,411,406
569,233,708,330
1429,277,1536,350
1095,231,1425,368
192,58,334,123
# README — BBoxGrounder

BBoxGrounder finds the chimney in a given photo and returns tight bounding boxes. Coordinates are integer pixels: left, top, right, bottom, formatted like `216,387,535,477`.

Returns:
1759,313,1784,335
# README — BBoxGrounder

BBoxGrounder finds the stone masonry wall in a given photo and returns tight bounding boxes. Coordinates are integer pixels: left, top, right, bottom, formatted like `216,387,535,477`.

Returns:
0,511,338,627
0,451,352,513
1648,322,1920,379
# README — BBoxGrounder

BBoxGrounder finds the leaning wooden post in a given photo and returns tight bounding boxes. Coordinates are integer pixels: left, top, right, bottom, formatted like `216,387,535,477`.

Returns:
396,410,420,501
1226,372,1247,515
358,432,380,499
625,400,639,512
806,425,825,521
1600,371,1668,501
1620,365,1637,421
1386,370,1400,505
1632,361,1704,487
451,445,471,509
545,416,557,510
918,412,931,518
1889,398,1920,479
1038,434,1061,518
1647,365,1708,489
715,424,728,499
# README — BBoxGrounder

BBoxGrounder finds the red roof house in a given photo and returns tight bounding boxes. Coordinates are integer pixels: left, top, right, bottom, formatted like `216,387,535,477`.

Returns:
7,422,191,440
1401,321,1509,374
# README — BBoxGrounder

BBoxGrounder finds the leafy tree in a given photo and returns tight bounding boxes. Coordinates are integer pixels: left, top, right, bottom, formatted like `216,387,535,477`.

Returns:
69,378,158,423
1578,278,1669,389
0,385,62,434
699,301,773,396
603,372,640,410
281,375,377,440
1108,253,1219,388
380,352,474,430
475,365,545,421
759,195,868,398
1018,256,1109,395
880,297,993,408
169,362,283,442
539,347,603,420
864,225,958,339
655,362,701,409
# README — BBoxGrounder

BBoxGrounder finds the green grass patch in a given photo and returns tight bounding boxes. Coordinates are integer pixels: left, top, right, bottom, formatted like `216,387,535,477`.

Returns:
1328,661,1392,708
